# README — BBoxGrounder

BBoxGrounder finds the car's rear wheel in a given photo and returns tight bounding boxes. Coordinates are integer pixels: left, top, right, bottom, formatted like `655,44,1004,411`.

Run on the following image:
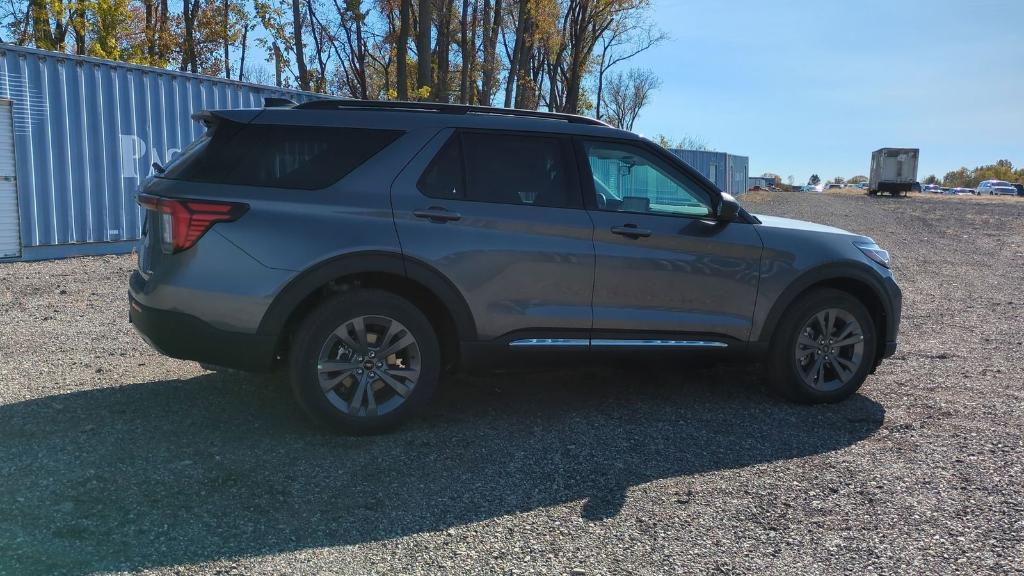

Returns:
768,288,877,403
288,289,440,434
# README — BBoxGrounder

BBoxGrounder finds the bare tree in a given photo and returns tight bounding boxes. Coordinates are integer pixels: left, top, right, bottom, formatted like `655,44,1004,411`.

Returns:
329,0,370,98
604,67,659,131
243,63,274,84
676,134,710,151
594,18,665,120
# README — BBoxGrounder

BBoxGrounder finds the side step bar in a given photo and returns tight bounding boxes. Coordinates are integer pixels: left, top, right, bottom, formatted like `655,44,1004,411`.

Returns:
509,339,728,348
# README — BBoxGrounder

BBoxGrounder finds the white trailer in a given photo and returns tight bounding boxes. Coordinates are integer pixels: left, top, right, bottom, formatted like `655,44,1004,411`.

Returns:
872,146,921,195
868,148,919,196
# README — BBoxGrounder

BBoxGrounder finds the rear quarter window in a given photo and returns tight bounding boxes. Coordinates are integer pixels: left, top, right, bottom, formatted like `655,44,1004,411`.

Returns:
163,123,403,190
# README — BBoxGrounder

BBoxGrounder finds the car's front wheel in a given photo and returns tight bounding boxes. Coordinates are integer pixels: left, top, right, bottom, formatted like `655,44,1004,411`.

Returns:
288,289,441,434
768,288,877,403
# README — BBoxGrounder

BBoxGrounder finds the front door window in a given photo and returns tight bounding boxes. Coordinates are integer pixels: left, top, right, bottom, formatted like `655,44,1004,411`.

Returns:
584,140,713,218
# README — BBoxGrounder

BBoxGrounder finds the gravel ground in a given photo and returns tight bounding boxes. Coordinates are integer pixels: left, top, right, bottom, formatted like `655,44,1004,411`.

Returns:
1,192,1022,575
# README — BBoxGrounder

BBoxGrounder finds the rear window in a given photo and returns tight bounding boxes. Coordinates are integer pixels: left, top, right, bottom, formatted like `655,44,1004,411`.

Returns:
162,122,403,190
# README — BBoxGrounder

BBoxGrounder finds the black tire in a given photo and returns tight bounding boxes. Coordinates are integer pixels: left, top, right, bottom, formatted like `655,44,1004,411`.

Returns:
767,288,877,404
288,289,441,434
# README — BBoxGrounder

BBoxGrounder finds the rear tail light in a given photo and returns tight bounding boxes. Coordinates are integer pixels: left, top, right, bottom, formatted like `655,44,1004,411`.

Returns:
137,194,248,254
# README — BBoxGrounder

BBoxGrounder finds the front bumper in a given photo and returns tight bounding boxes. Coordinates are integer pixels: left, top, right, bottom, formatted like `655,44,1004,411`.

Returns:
129,279,276,372
883,340,898,358
880,275,902,360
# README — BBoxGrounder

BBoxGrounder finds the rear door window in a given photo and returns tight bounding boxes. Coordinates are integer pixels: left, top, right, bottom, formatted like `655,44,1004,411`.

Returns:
163,123,403,190
418,131,578,208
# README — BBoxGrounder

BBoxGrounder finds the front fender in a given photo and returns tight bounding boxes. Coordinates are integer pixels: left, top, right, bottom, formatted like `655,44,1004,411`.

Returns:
752,260,900,347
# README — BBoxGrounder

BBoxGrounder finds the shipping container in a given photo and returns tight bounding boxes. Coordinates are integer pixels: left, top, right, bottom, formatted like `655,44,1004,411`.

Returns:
868,147,920,196
0,44,321,261
667,149,750,196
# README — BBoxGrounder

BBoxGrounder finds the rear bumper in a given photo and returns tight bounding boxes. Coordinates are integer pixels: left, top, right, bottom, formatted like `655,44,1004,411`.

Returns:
129,280,276,372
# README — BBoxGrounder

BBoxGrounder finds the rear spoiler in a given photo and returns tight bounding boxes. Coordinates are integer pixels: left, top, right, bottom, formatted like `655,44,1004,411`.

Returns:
190,109,263,127
263,97,297,108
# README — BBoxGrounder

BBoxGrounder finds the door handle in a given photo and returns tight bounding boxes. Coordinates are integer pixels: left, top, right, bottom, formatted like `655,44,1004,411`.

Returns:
413,207,462,223
611,224,652,238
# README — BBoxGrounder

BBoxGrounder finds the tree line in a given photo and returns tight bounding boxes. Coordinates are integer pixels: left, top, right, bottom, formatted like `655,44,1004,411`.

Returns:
922,159,1024,188
0,0,667,127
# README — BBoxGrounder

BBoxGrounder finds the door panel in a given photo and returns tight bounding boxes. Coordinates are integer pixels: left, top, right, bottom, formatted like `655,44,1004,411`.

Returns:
390,129,595,340
589,211,762,340
580,138,762,342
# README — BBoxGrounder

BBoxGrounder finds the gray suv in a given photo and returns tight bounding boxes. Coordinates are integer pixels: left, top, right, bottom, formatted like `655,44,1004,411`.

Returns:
129,100,901,433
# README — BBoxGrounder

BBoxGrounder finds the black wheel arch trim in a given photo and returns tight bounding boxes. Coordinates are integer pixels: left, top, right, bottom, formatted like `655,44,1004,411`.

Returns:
257,250,478,352
755,261,898,347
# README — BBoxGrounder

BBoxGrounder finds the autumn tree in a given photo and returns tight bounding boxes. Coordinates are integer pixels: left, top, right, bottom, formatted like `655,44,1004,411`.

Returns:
414,0,430,94
0,0,666,123
395,0,411,98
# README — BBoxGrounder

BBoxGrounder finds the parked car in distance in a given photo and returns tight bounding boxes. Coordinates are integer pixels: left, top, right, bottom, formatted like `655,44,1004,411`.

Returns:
945,187,973,196
1013,183,1024,196
826,183,842,190
976,180,1018,196
128,99,902,433
923,184,942,193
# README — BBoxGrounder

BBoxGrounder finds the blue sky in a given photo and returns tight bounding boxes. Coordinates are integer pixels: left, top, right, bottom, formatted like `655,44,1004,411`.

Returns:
630,0,1024,182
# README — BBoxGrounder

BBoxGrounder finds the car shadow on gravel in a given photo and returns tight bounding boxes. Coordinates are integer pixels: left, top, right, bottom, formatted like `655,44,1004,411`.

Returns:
0,366,884,574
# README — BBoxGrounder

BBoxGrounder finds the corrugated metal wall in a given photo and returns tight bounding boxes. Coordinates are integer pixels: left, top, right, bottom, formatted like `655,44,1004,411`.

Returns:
748,176,773,189
0,45,318,254
726,154,749,196
670,149,726,191
669,149,750,196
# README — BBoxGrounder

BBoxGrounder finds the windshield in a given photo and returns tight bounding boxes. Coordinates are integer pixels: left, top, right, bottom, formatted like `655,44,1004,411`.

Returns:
991,181,1011,187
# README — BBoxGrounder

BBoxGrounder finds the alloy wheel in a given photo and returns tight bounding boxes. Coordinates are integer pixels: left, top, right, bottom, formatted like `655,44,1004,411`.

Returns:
794,308,865,392
316,315,421,417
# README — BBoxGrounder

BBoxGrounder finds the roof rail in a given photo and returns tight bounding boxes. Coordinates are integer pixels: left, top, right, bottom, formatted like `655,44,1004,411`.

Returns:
292,98,610,127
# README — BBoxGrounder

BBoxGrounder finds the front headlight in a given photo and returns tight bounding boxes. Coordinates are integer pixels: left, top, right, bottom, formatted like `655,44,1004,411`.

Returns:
855,241,890,269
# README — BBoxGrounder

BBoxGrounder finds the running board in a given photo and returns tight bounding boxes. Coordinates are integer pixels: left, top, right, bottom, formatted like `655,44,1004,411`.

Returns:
508,338,728,348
